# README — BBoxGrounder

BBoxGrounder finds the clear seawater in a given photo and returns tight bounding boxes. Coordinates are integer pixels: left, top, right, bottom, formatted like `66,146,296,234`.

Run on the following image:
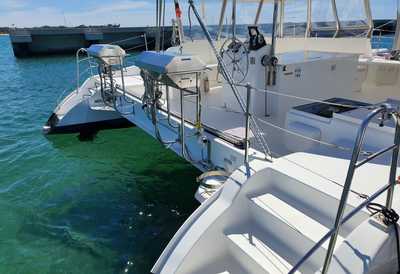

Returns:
0,35,200,274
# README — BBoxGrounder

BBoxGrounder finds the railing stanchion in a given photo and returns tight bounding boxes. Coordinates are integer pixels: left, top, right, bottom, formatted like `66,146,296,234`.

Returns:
244,83,252,164
320,106,389,273
386,113,400,210
144,33,148,51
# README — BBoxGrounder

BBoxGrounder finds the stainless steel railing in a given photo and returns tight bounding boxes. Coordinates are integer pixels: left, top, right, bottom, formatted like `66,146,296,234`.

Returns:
289,104,400,274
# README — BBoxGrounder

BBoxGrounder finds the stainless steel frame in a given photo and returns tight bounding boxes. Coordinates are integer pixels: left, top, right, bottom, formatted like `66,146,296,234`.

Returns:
244,83,252,164
278,0,285,38
217,0,228,41
289,104,400,274
254,0,265,25
304,0,373,38
305,0,312,38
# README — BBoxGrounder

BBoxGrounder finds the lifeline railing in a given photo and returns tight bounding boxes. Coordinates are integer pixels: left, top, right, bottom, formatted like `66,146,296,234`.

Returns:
288,104,400,274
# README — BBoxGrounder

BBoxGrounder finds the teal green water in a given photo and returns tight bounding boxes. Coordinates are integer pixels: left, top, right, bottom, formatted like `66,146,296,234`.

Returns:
0,36,200,274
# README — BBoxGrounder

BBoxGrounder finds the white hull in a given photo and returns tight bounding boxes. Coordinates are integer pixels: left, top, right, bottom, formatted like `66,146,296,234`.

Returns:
44,77,132,135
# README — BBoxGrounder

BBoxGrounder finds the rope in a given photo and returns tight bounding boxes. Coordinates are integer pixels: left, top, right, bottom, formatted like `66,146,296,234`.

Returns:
367,203,400,274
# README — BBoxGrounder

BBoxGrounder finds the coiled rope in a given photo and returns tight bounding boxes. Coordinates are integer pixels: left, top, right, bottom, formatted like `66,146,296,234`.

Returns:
366,203,400,274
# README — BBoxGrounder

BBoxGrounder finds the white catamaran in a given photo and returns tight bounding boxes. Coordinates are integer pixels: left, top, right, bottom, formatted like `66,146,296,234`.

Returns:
45,0,400,273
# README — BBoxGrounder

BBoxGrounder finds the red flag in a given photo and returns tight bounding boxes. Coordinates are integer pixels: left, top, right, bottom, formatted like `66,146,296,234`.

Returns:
175,1,182,18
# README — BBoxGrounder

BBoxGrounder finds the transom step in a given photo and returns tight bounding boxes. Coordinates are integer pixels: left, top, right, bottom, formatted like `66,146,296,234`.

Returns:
227,233,301,274
251,193,344,250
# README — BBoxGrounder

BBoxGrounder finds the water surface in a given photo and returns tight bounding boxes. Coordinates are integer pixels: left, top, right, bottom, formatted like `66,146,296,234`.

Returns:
0,35,200,274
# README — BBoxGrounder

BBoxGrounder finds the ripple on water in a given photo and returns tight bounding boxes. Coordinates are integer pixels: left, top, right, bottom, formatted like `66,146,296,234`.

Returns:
0,36,200,274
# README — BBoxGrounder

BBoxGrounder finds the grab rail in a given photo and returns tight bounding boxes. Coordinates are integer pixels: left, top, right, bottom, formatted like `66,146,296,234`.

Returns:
289,104,400,274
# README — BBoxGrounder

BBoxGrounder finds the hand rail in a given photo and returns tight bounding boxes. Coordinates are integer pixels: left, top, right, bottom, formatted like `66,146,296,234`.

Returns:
289,104,400,274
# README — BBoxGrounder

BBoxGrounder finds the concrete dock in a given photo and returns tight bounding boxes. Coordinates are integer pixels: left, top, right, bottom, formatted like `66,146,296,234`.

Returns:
9,26,173,57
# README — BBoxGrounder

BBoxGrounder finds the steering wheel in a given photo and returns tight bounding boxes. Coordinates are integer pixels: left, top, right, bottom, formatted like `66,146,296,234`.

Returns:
219,38,249,84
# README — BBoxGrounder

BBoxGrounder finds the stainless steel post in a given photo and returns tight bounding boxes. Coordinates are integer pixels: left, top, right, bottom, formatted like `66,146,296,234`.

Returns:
195,72,201,129
166,86,172,123
363,0,373,37
244,83,252,164
386,113,400,209
217,0,228,40
267,0,279,86
321,106,387,273
232,0,237,39
305,0,312,38
271,0,279,58
279,0,285,38
331,0,341,37
180,88,186,159
254,0,264,25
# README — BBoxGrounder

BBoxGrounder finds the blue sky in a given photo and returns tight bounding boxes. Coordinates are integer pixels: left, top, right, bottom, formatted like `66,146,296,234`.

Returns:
0,0,396,27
